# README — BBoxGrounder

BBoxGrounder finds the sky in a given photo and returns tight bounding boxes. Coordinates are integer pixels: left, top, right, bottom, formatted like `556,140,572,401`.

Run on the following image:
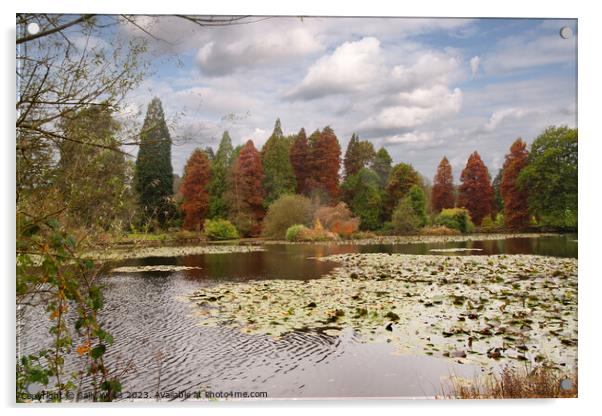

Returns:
111,16,577,179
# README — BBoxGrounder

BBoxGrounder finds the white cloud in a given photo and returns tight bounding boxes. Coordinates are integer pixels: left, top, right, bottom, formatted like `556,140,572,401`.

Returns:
385,131,433,144
483,108,536,131
470,56,480,78
285,37,384,100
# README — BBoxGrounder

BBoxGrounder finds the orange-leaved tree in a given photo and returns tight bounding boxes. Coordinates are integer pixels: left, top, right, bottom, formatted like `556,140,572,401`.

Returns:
307,126,341,203
179,149,211,231
458,151,493,226
431,156,455,213
290,127,311,195
501,138,530,230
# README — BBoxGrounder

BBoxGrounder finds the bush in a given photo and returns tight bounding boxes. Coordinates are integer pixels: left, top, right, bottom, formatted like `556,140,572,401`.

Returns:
348,231,377,240
434,208,475,233
262,194,313,239
314,202,360,237
391,198,420,235
479,216,502,233
285,220,338,242
420,226,460,236
203,219,239,240
285,224,306,242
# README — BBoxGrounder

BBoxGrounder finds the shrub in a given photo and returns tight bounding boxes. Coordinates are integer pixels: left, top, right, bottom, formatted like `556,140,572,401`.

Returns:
348,231,377,240
203,219,239,240
434,208,475,233
262,194,313,239
420,226,460,236
479,216,501,233
391,198,420,235
285,224,306,242
314,202,360,237
285,220,338,242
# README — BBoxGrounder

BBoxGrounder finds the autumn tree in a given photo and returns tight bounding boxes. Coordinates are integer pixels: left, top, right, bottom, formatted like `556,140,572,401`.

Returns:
262,118,296,204
371,147,393,188
458,151,493,226
227,140,265,236
134,98,175,226
519,126,577,228
343,133,376,178
307,126,341,203
179,149,211,231
500,139,530,230
385,162,421,219
431,156,455,213
208,131,234,219
290,128,311,195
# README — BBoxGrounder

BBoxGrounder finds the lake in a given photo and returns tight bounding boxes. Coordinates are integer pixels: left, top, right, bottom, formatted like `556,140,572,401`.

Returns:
18,234,577,400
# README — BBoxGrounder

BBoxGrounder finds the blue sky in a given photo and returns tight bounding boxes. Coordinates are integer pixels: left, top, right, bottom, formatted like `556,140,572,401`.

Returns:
112,16,577,180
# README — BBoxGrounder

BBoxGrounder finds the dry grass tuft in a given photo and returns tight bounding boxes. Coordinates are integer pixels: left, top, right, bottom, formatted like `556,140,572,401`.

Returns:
442,365,577,399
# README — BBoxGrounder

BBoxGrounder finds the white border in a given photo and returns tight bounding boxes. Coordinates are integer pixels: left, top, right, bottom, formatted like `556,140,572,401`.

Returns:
3,1,601,415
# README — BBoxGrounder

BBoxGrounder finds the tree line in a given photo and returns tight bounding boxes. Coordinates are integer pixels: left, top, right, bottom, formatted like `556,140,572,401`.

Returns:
132,98,577,237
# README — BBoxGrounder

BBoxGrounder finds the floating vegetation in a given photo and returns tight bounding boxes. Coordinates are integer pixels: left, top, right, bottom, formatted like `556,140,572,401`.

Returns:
111,265,203,273
88,244,266,261
262,233,559,246
429,248,483,253
188,253,577,373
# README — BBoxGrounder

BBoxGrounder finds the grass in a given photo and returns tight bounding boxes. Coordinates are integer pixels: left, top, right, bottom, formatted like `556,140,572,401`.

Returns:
442,365,577,399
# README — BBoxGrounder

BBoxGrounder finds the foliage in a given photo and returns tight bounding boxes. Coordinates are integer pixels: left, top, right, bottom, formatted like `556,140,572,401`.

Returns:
385,162,421,219
134,98,175,227
341,168,382,230
314,202,360,237
343,133,376,178
261,119,296,204
203,219,239,241
371,147,393,188
208,131,234,219
285,220,338,242
407,185,428,228
420,226,460,236
434,208,475,233
285,224,306,242
501,139,530,230
226,140,265,237
179,149,211,231
431,156,455,213
306,127,341,202
492,168,504,214
518,126,577,229
391,197,420,235
56,104,133,232
290,128,311,195
458,151,493,226
479,216,503,233
16,215,120,402
262,194,313,239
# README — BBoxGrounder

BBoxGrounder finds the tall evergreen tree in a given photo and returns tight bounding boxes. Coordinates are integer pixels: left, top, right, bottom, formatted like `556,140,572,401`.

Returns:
134,98,174,226
261,118,296,204
180,149,211,231
343,133,376,178
208,131,234,219
227,140,265,237
501,138,530,230
492,168,504,214
307,126,341,203
371,147,393,188
385,162,421,219
290,128,311,195
458,151,493,226
407,184,428,228
431,156,455,213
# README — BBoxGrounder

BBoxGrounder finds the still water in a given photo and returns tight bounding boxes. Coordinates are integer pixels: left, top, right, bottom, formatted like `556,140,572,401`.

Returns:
20,235,576,400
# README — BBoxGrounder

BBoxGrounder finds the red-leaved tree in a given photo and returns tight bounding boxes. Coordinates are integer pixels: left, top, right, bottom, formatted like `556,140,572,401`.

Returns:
431,156,455,213
501,138,530,230
458,151,493,226
228,140,265,236
290,127,311,195
179,149,211,231
307,126,341,203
